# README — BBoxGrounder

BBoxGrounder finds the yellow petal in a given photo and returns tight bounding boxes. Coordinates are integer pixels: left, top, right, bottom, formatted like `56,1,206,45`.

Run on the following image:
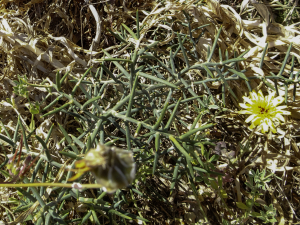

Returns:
249,123,256,129
67,167,91,181
75,160,87,169
68,172,85,182
252,116,262,125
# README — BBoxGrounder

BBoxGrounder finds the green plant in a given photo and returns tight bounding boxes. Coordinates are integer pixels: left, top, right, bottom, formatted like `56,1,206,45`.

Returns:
236,169,278,224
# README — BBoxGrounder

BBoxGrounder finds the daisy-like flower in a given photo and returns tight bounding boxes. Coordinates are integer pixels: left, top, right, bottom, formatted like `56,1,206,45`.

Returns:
238,90,290,133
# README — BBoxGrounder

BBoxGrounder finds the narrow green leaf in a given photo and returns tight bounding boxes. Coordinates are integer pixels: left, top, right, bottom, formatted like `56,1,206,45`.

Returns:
0,134,15,147
19,117,29,152
186,157,195,180
250,212,261,217
107,28,127,43
179,123,214,140
56,71,61,91
42,95,63,112
170,157,182,195
236,202,250,210
228,68,248,81
260,43,268,69
42,101,73,118
278,43,292,77
103,50,131,79
216,68,238,101
208,154,219,162
169,49,176,75
138,72,178,89
58,123,79,154
108,209,132,220
165,98,181,130
138,41,159,55
90,119,103,145
126,74,139,117
60,71,70,84
84,134,92,154
35,135,52,161
219,47,222,62
121,23,138,40
210,179,218,190
193,167,208,173
81,96,102,110
125,122,131,150
71,67,92,96
169,136,192,161
207,26,222,62
59,151,81,159
190,23,210,33
153,132,160,175
153,102,169,130
80,210,92,225
91,209,101,225
70,134,85,149
40,162,49,196
203,65,214,78
0,121,11,141
177,33,189,68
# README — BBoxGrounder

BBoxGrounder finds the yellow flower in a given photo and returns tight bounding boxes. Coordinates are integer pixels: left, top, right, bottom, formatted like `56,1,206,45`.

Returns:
238,90,290,133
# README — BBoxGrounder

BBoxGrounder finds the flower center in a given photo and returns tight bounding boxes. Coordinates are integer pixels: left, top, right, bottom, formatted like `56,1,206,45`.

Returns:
258,105,269,114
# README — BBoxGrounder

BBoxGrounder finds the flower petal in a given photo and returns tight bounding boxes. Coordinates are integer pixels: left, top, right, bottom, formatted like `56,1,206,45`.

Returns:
261,121,269,133
238,110,252,114
272,96,284,106
239,103,249,109
281,110,291,115
243,96,253,104
276,105,287,110
252,116,262,126
245,114,256,123
250,91,258,100
267,119,276,133
249,123,256,129
275,113,285,122
267,91,276,102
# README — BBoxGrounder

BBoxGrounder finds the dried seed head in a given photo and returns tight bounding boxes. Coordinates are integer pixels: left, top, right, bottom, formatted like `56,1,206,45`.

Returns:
69,144,135,193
